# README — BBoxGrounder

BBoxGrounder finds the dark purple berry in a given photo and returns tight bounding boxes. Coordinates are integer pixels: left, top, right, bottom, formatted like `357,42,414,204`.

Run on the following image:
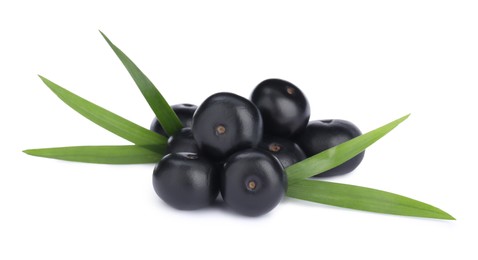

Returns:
150,103,197,136
221,149,286,216
166,128,199,154
258,136,306,168
295,119,365,177
251,79,310,137
192,92,263,160
152,153,219,210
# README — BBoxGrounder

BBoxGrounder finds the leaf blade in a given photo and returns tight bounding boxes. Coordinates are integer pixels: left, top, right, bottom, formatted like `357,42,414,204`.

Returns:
23,145,165,164
286,114,410,183
38,75,166,150
100,31,182,136
287,179,454,220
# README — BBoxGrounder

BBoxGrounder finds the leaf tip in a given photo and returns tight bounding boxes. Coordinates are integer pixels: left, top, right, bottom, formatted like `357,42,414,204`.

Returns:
99,30,106,38
23,149,36,156
99,30,113,46
428,205,455,220
390,113,411,127
398,113,411,123
37,75,57,91
441,212,456,220
38,75,52,85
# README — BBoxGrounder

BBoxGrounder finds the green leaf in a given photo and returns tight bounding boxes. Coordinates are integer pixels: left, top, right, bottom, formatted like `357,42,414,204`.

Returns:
38,75,166,151
23,145,164,164
100,31,183,136
287,179,454,220
286,114,410,183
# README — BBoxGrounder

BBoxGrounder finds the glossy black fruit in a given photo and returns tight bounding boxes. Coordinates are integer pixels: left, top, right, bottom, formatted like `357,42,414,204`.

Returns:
221,149,286,216
251,79,310,137
165,128,199,154
152,153,218,210
150,103,197,136
258,136,306,168
295,119,365,177
192,92,263,160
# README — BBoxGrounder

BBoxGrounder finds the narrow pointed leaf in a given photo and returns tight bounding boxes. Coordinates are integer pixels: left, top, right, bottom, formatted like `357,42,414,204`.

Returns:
100,31,182,136
286,114,409,183
287,179,454,220
23,145,165,164
38,76,166,151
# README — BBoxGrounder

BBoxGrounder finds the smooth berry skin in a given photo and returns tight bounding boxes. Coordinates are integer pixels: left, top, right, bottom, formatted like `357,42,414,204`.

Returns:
251,79,310,138
192,92,263,160
295,119,365,177
152,153,219,210
150,104,197,136
166,128,200,154
221,149,286,217
258,136,306,168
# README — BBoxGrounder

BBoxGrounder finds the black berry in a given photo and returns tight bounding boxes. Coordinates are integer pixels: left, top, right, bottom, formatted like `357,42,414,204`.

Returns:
166,128,199,154
295,119,365,177
221,149,286,216
258,136,306,168
192,92,263,160
152,153,219,210
251,79,310,137
150,103,197,136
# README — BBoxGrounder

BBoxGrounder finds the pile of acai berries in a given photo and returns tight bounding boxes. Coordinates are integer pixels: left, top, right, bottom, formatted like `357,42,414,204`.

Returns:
151,79,364,216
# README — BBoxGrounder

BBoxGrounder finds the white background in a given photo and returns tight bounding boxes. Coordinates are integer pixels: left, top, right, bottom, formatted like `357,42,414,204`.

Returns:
1,1,477,259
